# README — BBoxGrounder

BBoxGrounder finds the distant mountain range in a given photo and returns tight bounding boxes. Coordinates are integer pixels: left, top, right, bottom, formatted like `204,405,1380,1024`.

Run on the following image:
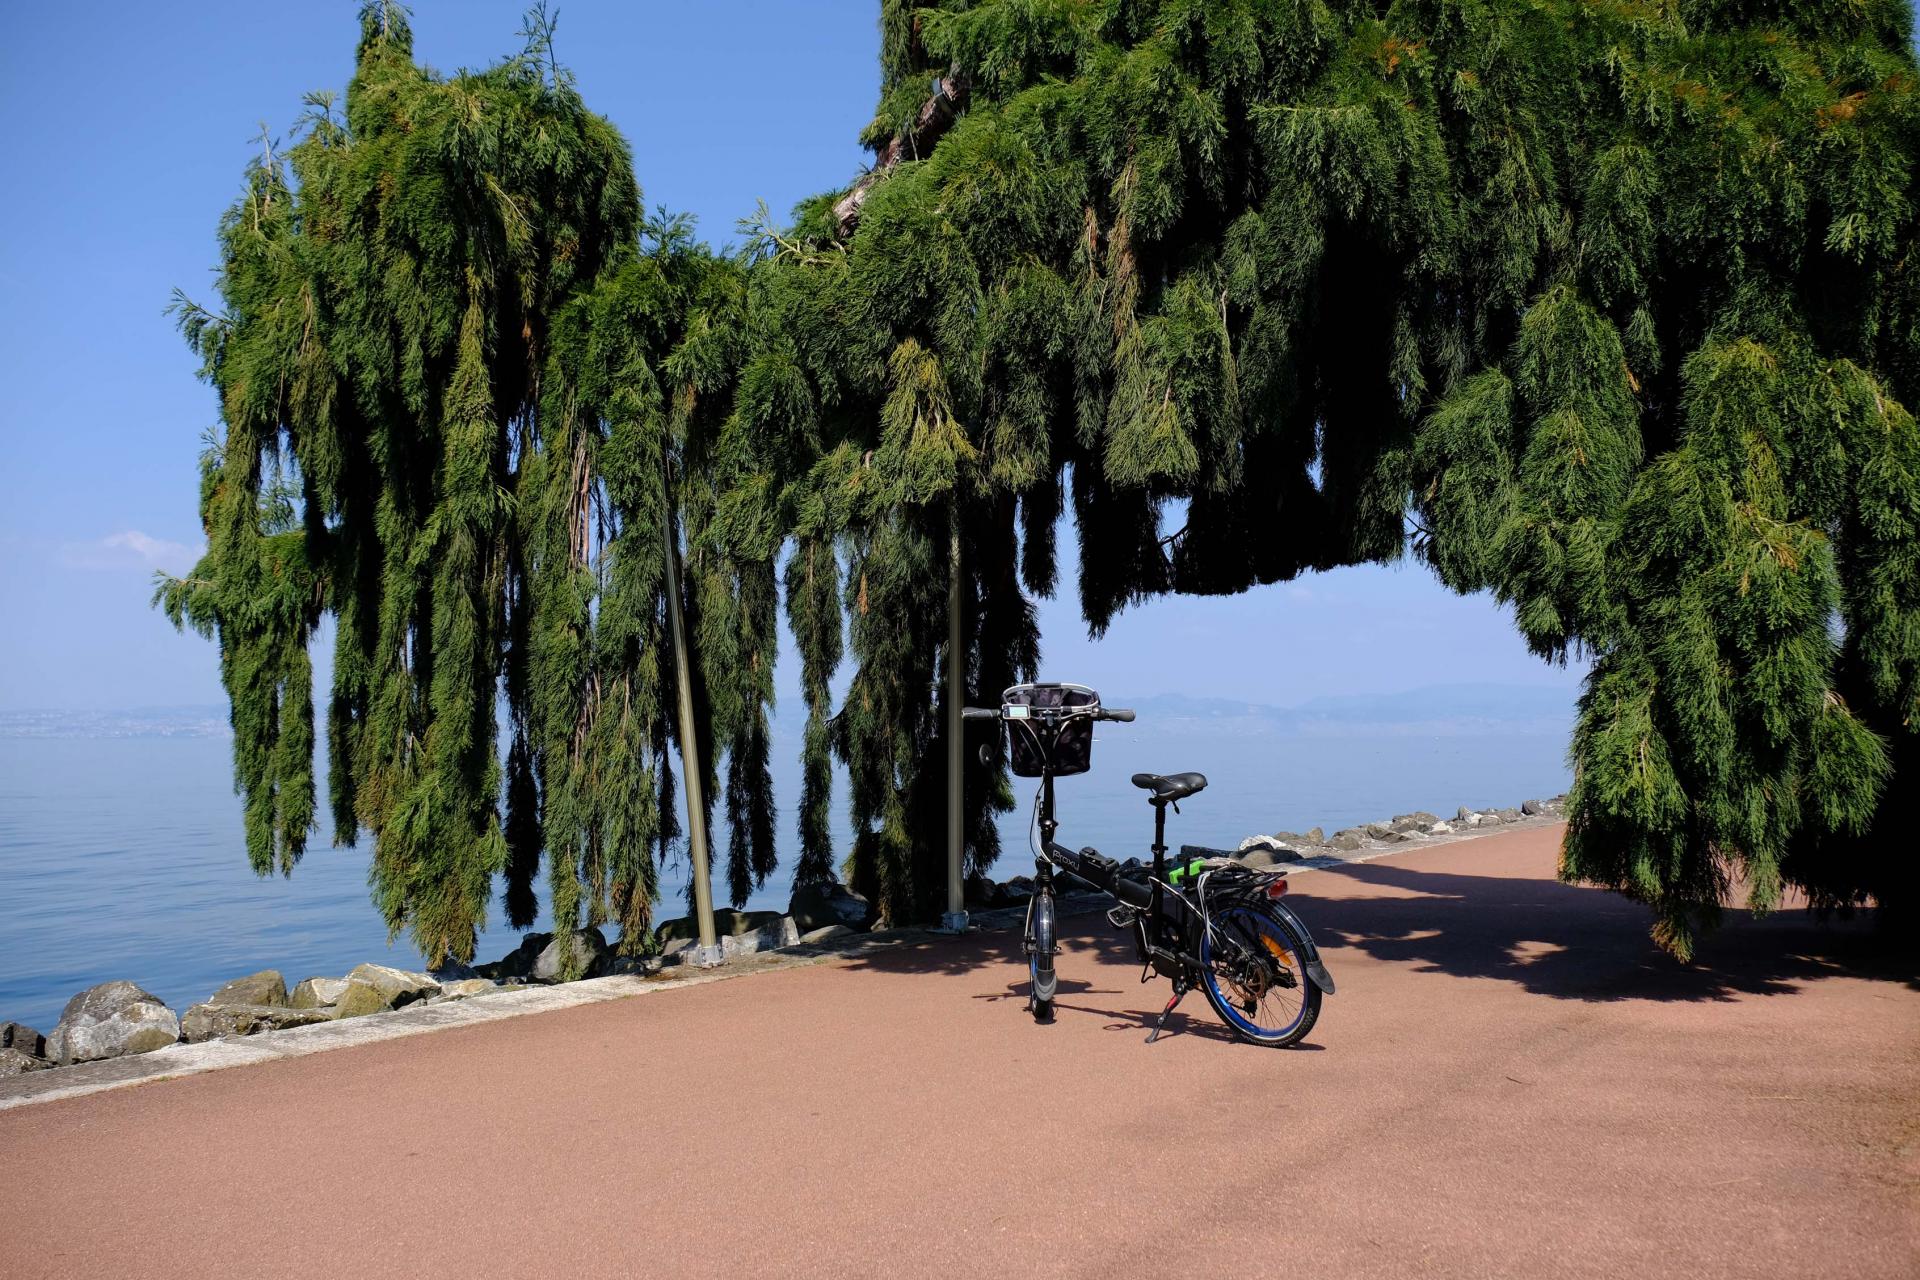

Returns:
0,707,231,739
2,682,1577,741
1116,683,1577,735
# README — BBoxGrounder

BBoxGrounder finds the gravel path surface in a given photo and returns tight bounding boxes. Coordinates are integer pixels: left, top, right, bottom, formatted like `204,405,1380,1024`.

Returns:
2,823,1913,1279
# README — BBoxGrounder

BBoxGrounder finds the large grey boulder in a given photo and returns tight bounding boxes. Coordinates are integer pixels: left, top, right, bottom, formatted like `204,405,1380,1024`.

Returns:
331,982,391,1020
651,917,697,949
345,963,439,1006
180,1002,334,1043
532,927,611,982
0,1047,50,1076
431,979,500,1002
207,970,287,1008
963,874,1002,909
46,982,180,1065
1248,829,1322,849
1391,812,1440,833
653,910,787,954
477,933,550,981
799,923,855,945
788,880,878,933
1329,828,1369,851
721,917,801,960
1237,841,1302,870
288,977,350,1010
1,1021,44,1058
329,963,438,1017
715,909,783,938
1522,798,1545,816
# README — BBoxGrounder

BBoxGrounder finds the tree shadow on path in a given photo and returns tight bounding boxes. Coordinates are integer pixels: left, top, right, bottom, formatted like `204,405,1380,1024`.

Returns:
1303,857,1918,1003
823,857,1915,1007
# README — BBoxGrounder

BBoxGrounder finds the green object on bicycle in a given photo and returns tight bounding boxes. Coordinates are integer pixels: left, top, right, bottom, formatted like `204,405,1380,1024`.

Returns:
1169,858,1205,885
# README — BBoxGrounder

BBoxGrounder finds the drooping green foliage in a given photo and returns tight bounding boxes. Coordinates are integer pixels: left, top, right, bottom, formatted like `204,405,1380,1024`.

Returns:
171,1,1920,960
164,5,779,967
719,0,1920,949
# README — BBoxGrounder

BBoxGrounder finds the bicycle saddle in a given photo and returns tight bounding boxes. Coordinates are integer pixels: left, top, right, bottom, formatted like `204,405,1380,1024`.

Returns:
1130,771,1208,803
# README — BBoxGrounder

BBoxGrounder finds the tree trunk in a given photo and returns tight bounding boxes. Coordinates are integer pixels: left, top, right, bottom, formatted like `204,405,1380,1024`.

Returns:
663,455,720,964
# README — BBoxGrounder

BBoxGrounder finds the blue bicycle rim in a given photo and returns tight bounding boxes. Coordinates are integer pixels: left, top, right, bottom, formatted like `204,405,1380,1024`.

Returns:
1201,906,1308,1039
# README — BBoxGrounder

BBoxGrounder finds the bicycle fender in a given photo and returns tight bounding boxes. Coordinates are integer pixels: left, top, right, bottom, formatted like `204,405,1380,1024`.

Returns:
1267,899,1336,996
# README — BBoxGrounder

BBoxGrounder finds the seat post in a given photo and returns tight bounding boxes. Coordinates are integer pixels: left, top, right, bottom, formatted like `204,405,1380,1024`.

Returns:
1150,800,1168,918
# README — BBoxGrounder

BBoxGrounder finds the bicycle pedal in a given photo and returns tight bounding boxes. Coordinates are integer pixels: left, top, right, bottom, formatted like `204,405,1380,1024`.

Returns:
1105,905,1138,929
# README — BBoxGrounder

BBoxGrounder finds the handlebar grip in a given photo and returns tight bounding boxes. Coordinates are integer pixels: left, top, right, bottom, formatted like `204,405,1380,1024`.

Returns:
961,707,999,722
1099,708,1136,723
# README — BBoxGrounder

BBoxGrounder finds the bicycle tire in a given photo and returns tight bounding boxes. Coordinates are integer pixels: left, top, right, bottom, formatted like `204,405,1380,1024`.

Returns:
1028,890,1057,1019
1199,902,1321,1047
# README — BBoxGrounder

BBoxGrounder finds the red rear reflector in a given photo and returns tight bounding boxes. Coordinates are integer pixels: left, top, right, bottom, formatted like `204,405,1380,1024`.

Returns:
1266,879,1288,898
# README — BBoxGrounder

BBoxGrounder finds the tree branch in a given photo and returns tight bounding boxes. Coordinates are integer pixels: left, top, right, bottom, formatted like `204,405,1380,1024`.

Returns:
833,66,970,238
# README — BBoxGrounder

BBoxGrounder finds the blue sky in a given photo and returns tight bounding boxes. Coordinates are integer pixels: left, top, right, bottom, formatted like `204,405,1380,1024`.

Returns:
0,1,1584,714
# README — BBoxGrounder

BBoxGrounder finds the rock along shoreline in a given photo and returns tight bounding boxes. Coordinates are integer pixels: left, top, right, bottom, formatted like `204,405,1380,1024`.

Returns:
0,795,1566,1095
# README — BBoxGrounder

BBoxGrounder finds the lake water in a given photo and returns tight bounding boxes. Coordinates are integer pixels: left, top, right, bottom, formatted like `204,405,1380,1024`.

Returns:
0,707,1572,1032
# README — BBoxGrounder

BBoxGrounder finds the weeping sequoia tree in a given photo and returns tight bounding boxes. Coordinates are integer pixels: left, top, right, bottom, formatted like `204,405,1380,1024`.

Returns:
168,1,1920,963
162,5,778,970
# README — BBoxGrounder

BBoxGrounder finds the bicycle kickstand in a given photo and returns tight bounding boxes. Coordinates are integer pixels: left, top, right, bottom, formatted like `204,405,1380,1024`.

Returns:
1147,980,1188,1044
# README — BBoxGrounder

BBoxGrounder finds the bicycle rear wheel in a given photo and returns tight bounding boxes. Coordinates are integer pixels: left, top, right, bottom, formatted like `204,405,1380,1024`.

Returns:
1199,903,1320,1047
1027,891,1057,1020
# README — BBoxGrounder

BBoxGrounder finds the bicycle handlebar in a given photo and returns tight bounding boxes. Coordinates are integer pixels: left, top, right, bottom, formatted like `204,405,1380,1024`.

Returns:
961,705,1135,723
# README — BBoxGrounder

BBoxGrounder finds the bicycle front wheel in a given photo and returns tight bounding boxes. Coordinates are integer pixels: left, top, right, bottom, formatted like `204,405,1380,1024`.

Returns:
1199,903,1321,1047
1027,891,1057,1020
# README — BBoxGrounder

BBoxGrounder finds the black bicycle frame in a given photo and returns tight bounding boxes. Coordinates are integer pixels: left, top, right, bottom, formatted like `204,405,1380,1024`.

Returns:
1038,779,1205,982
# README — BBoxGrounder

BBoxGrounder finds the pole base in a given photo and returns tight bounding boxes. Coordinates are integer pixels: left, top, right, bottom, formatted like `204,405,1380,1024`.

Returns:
938,910,970,934
688,943,724,969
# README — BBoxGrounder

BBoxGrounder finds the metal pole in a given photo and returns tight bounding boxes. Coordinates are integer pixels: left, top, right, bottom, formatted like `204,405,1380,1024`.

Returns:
942,516,968,933
663,456,722,967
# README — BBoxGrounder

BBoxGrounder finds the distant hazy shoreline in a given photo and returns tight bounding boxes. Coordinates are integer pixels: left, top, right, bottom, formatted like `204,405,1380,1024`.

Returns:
2,682,1577,742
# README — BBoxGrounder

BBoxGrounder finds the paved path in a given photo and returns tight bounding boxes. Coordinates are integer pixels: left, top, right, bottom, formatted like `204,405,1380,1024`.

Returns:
3,824,1914,1278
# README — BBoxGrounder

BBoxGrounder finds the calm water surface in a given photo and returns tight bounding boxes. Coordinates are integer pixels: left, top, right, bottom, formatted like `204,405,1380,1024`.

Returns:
0,719,1571,1031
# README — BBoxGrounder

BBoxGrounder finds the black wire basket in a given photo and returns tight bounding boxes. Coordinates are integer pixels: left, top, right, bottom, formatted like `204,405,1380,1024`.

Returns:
1002,682,1099,778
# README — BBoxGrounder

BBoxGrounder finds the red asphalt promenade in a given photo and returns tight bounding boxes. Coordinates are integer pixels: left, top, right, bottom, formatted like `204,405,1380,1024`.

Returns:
2,824,1914,1278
